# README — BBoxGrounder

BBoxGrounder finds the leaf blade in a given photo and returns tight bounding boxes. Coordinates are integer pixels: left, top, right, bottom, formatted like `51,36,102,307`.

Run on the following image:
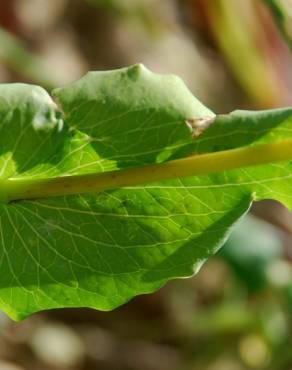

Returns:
0,65,292,319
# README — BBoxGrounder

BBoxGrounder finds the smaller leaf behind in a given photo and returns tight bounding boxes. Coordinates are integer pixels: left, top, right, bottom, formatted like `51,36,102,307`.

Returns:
264,0,292,48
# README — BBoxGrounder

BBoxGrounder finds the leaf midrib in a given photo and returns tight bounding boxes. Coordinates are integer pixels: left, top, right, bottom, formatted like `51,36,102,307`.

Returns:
1,138,292,203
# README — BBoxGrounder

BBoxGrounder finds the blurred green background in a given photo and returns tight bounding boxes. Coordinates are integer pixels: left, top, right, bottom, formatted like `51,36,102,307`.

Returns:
1,1,292,369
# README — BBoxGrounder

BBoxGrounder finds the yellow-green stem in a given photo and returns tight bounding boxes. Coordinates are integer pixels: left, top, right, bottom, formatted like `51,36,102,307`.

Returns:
1,139,292,203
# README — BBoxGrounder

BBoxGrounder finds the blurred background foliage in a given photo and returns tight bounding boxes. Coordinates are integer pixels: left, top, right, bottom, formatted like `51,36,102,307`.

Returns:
1,1,292,369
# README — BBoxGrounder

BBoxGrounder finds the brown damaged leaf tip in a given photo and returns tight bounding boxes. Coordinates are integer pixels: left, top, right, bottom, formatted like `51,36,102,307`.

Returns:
186,116,216,138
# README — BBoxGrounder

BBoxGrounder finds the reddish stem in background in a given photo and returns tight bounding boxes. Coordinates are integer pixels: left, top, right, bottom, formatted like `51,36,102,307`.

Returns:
0,1,22,35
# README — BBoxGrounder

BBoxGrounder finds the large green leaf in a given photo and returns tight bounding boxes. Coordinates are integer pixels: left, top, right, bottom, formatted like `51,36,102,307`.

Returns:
0,64,292,320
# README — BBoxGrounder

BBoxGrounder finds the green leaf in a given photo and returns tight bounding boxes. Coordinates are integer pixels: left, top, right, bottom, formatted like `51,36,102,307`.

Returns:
0,64,292,320
264,0,292,48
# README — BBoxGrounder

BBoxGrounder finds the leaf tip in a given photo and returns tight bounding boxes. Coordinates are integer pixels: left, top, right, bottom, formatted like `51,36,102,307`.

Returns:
126,63,147,79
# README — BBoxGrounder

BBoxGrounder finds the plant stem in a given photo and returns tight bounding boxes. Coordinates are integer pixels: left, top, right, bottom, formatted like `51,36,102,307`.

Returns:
2,139,292,203
0,28,57,90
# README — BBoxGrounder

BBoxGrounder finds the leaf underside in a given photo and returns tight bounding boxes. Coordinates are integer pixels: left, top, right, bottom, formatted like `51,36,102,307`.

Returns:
1,64,292,320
